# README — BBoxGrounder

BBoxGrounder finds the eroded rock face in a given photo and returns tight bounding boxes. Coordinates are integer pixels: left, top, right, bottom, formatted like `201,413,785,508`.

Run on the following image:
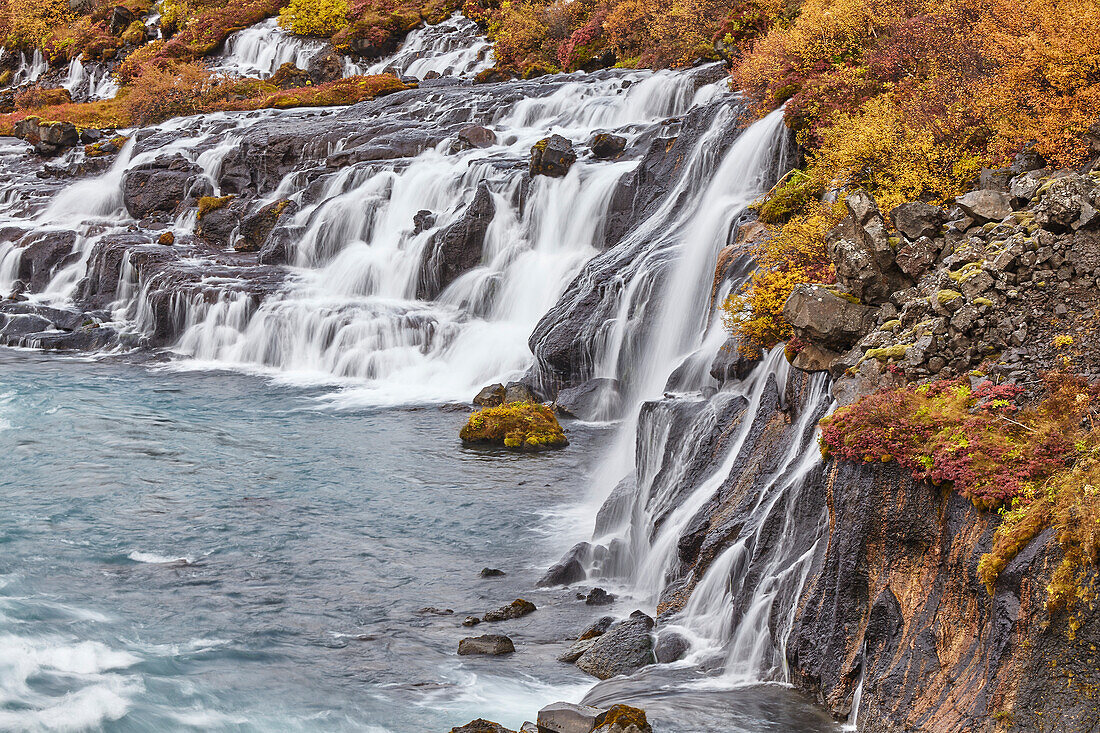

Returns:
575,610,655,679
556,378,621,420
538,542,591,587
784,284,877,355
787,459,1100,733
827,191,913,304
417,181,494,299
16,230,76,291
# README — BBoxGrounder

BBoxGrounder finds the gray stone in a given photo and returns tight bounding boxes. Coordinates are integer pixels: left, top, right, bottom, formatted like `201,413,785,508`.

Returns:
537,542,590,587
457,125,497,149
503,381,536,404
557,637,596,663
784,284,877,353
530,135,577,178
458,634,515,655
449,719,517,733
585,587,615,606
895,236,939,279
955,190,1013,223
536,702,601,733
890,202,945,241
578,616,615,640
483,599,536,622
654,630,690,663
589,133,626,159
474,383,505,407
556,378,620,420
575,610,655,679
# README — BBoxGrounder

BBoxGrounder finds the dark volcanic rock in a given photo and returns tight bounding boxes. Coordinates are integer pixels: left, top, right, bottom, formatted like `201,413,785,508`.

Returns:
482,598,536,622
473,383,506,407
448,719,516,733
654,630,689,663
537,542,591,587
457,124,497,149
457,634,515,655
122,154,207,219
417,181,494,299
556,378,620,420
584,587,615,606
530,135,577,178
238,199,298,253
575,610,655,679
589,132,626,159
16,230,76,291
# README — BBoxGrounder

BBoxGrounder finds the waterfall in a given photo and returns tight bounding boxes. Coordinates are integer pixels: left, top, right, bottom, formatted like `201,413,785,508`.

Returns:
214,18,327,79
360,13,493,79
61,55,120,100
4,49,47,87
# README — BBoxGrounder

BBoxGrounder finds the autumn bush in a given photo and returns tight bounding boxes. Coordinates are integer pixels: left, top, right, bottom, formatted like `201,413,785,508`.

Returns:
279,0,349,36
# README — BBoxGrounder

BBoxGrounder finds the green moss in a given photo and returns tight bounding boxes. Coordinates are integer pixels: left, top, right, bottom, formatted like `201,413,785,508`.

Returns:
880,319,901,331
594,705,649,731
754,169,817,225
865,344,909,361
459,401,568,452
197,195,233,220
949,262,984,282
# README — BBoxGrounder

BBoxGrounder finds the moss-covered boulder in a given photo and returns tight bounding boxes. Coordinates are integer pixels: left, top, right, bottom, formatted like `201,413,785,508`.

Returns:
459,401,568,451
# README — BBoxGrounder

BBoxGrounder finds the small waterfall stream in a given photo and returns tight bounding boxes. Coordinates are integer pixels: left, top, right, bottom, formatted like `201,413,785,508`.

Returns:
213,18,328,78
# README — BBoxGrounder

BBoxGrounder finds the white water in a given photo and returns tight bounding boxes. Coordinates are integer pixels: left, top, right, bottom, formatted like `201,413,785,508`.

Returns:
362,13,493,79
214,18,327,79
161,67,725,405
62,55,120,100
2,48,47,87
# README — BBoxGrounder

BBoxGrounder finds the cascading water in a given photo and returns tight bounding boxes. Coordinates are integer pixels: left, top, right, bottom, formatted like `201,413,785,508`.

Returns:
213,18,328,78
3,48,48,87
61,55,120,100
362,13,493,79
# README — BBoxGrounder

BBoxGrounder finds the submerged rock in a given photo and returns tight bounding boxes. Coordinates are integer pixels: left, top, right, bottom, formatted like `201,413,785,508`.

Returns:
585,588,615,606
458,634,515,655
480,567,505,577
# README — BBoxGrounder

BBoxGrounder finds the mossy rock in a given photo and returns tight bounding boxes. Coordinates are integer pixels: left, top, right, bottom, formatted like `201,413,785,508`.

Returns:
593,704,652,733
459,401,568,451
197,195,233,220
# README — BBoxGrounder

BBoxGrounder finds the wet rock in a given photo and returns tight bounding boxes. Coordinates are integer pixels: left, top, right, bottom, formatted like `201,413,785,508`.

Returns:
0,313,53,338
575,610,655,679
710,337,760,384
306,47,344,84
585,588,615,606
579,616,615,640
589,133,626,159
784,284,877,354
417,181,494,299
580,49,617,72
463,616,481,627
418,606,453,615
457,125,497,149
530,135,577,178
556,378,620,420
258,224,302,266
654,630,690,663
537,542,590,587
955,189,1013,224
197,197,248,248
412,210,436,234
122,154,205,219
473,383,506,407
504,381,536,404
270,62,311,89
483,599,536,622
449,720,517,733
458,634,515,655
238,199,297,253
592,705,651,733
890,201,945,241
536,702,601,733
557,637,596,663
16,230,76,291
480,567,505,577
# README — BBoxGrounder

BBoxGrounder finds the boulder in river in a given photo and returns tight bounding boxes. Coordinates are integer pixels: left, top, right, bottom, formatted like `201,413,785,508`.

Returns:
483,598,536,622
588,132,626,159
460,402,568,451
449,720,516,733
537,542,590,587
480,567,505,577
654,630,690,663
458,634,515,655
575,610,655,679
555,378,620,420
592,704,652,733
457,125,497,149
579,616,615,640
585,587,615,606
530,135,577,178
238,199,298,253
536,702,601,733
473,383,506,407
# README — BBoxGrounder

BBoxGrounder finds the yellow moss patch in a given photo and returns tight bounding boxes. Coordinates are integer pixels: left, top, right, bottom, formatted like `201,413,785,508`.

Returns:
459,401,568,452
593,705,650,732
197,195,233,219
